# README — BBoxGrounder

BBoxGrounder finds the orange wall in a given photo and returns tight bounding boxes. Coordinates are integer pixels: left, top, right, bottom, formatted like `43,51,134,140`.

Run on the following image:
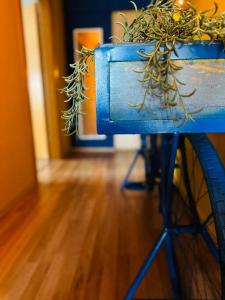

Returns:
0,1,37,214
190,0,225,165
192,0,225,11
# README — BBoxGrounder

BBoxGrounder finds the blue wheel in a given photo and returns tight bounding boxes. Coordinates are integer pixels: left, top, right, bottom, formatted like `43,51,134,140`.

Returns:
171,134,225,299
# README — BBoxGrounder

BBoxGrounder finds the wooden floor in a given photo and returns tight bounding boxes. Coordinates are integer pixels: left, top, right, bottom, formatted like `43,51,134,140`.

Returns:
0,152,172,300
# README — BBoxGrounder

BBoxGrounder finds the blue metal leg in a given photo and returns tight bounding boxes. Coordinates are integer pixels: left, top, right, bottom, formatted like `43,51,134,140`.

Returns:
121,135,160,191
160,134,180,222
124,229,168,300
160,134,182,299
165,234,181,299
120,149,141,191
124,134,181,299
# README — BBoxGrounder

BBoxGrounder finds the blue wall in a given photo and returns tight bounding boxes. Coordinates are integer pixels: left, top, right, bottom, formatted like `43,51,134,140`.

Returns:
63,0,150,66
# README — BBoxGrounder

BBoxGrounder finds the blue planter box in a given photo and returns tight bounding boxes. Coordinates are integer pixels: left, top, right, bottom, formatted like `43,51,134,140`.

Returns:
95,42,225,134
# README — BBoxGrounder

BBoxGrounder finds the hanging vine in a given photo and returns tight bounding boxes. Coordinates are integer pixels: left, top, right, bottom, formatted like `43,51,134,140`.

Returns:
61,47,94,135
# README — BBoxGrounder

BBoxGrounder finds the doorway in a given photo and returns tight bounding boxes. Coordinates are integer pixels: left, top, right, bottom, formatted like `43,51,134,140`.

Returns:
72,28,113,149
21,1,49,164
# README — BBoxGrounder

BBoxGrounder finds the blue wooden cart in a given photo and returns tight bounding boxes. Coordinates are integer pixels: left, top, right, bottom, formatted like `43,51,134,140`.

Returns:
95,42,225,299
95,41,225,134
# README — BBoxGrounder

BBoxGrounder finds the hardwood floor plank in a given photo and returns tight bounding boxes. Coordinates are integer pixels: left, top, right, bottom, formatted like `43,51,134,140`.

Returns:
0,152,171,299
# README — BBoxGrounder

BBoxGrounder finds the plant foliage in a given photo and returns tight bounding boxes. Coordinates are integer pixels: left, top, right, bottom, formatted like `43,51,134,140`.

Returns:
62,0,225,134
61,47,94,135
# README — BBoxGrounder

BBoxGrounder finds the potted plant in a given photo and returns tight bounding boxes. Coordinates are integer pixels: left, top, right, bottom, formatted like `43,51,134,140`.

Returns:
61,0,225,134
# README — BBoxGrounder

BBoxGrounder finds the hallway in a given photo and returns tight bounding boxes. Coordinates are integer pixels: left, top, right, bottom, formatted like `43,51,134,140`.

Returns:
0,153,171,300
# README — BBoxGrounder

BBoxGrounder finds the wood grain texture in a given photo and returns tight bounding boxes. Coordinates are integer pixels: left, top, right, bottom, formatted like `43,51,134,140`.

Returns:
110,60,225,121
96,42,225,134
0,153,171,300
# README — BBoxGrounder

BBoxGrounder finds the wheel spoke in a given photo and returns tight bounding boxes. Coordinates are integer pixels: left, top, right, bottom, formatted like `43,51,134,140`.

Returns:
196,174,205,205
196,190,208,203
203,212,213,227
171,135,223,299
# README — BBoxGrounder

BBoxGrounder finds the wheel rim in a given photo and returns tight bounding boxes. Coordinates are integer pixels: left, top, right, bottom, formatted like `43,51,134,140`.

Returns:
171,135,221,299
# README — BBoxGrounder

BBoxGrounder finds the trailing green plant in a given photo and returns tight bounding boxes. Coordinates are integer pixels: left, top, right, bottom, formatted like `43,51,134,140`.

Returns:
61,47,94,135
62,0,225,133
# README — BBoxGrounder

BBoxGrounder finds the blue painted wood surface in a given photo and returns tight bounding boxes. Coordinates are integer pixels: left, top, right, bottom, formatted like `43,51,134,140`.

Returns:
95,42,225,134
